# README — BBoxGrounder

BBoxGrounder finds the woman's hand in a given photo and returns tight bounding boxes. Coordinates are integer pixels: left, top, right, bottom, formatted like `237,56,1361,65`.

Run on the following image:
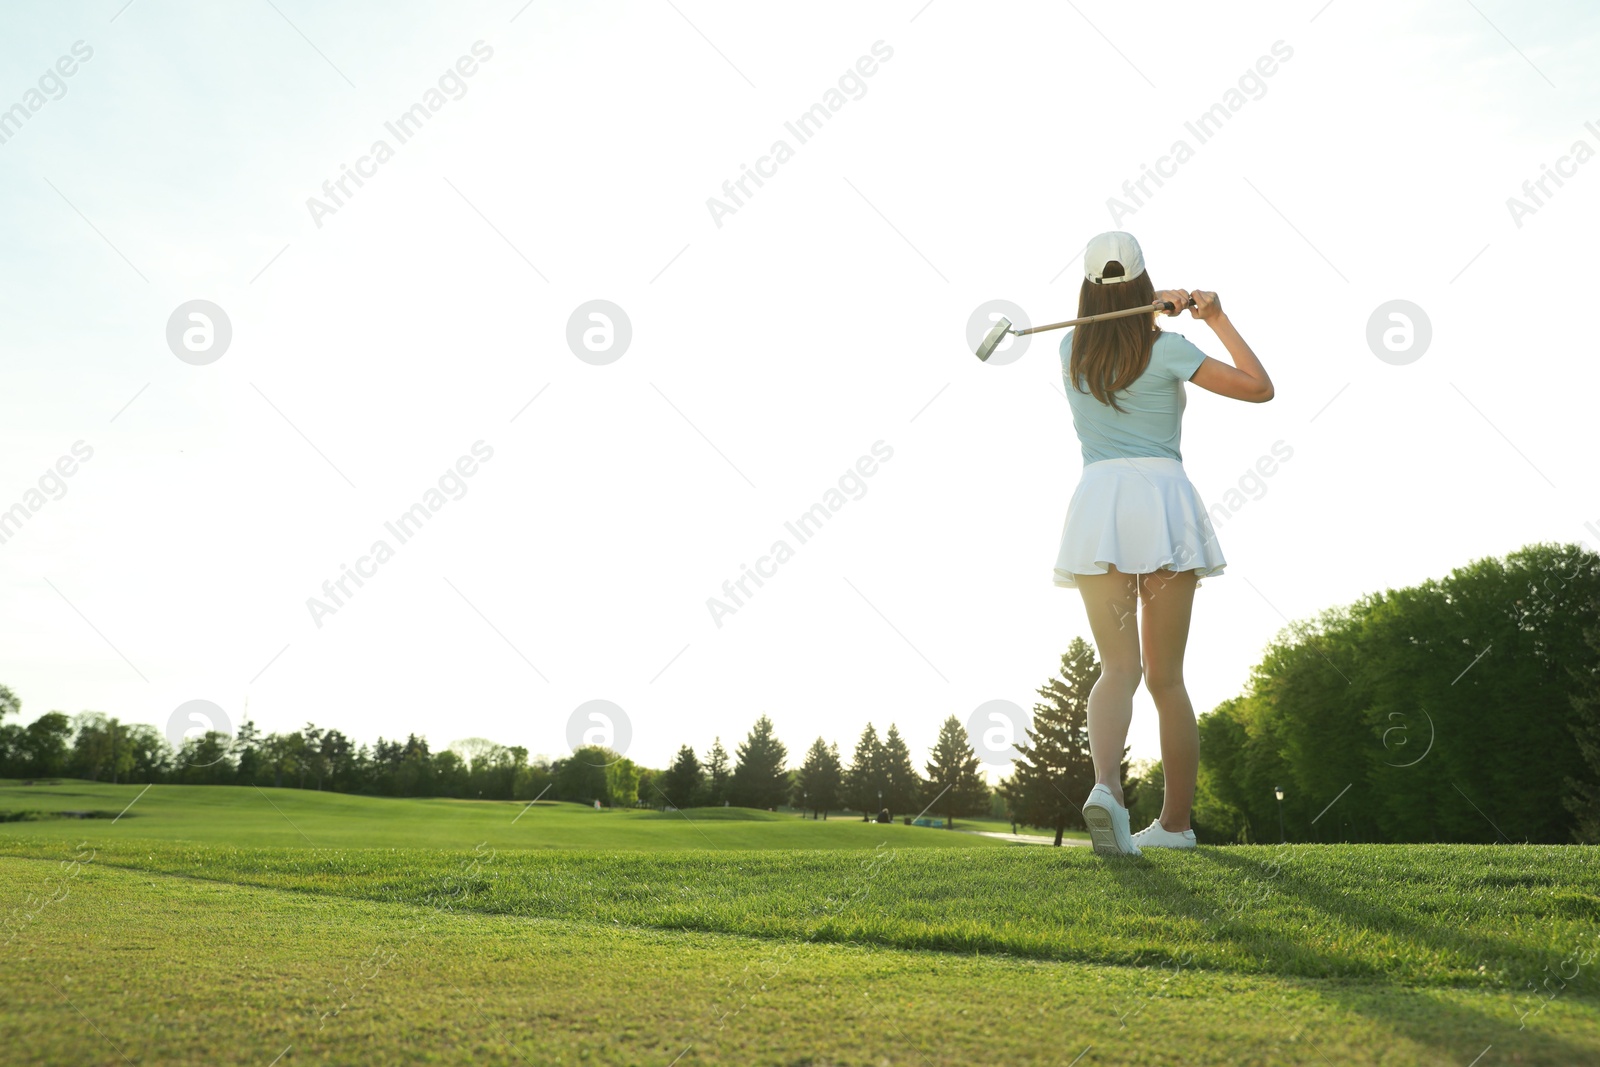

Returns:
1153,289,1191,316
1188,290,1223,322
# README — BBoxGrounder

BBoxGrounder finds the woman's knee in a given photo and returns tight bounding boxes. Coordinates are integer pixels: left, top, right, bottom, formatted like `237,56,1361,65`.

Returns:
1144,674,1188,700
1099,663,1143,695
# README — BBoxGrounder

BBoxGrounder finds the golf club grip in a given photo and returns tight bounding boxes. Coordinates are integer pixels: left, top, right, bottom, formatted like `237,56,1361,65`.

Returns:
1017,297,1197,336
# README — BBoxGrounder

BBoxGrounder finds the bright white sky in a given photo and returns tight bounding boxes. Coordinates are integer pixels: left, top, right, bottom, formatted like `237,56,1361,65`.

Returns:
2,1,1597,782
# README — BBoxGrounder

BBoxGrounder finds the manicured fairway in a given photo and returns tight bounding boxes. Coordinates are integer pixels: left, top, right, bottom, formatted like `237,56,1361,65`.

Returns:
3,783,1598,1065
0,780,1011,850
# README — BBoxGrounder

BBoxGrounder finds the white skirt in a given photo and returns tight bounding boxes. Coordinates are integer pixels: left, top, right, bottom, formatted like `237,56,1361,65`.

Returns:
1053,456,1227,588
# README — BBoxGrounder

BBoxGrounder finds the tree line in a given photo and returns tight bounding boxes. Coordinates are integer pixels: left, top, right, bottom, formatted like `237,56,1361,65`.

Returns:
0,699,553,802
7,543,1594,843
1188,543,1600,844
0,687,993,826
654,714,990,827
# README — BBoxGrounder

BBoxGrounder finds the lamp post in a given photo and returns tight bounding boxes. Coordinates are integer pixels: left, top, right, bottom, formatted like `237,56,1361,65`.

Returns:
803,789,808,819
878,789,883,824
1274,785,1286,843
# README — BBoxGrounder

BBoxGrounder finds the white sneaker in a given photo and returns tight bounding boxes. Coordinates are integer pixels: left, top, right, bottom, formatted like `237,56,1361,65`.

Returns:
1131,818,1197,850
1082,784,1141,857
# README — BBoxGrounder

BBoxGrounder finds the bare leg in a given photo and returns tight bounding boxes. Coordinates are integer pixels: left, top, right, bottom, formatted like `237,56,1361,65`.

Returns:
1074,566,1143,807
1137,567,1200,831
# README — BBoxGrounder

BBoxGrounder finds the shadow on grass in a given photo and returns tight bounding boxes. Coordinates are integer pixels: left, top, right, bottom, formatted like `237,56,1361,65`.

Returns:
1197,847,1593,981
1103,847,1598,1065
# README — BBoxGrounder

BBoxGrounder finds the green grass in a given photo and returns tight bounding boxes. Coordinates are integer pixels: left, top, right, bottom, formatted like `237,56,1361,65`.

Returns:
0,780,1008,850
3,782,1598,1064
5,857,1596,1067
6,837,1596,989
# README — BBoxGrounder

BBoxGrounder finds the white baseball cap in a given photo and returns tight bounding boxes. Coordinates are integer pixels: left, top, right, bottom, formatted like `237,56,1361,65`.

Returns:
1084,231,1145,284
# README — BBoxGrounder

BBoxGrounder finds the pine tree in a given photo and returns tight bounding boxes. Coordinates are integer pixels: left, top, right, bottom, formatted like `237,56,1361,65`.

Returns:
703,737,731,806
658,745,703,809
730,715,789,810
879,724,921,819
922,715,990,829
233,719,262,784
793,738,844,818
1005,637,1117,845
845,723,883,820
824,742,843,817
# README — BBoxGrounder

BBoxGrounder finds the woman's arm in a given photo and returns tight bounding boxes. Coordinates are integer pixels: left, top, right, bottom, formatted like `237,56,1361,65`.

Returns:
1186,291,1274,403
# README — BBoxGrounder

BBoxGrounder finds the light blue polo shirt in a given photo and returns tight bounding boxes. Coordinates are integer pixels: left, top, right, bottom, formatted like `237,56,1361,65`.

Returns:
1060,328,1208,465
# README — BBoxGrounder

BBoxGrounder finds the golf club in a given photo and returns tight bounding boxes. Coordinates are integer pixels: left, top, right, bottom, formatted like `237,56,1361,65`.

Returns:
975,296,1198,362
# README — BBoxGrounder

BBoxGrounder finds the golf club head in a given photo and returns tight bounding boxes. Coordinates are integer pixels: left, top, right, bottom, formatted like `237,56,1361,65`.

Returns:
975,317,1013,362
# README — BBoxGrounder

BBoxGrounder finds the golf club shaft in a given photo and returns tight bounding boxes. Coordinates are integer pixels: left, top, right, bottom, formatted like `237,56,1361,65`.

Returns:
1015,298,1195,337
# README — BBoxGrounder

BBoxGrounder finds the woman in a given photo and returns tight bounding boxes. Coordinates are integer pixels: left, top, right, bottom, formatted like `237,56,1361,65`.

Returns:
1054,231,1274,857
